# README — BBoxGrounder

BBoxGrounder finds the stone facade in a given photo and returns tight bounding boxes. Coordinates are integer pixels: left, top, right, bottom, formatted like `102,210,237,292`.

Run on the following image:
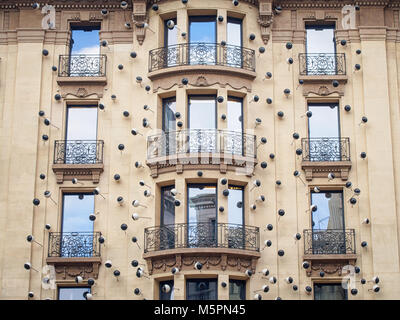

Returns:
0,0,400,300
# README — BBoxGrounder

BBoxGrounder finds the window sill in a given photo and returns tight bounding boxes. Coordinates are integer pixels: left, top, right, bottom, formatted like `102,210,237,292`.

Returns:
303,254,357,277
46,257,102,281
56,76,107,86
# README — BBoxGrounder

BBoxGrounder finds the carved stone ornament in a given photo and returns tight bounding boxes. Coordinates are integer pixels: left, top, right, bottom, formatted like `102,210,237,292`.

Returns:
303,254,357,277
46,257,102,280
258,0,274,44
143,249,260,275
132,0,148,45
58,85,105,99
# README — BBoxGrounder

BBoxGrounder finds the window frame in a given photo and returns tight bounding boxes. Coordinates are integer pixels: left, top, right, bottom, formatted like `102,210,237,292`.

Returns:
186,278,218,300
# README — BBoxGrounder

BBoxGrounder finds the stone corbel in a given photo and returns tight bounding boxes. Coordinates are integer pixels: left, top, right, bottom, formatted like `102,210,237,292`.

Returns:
258,0,274,44
132,0,147,45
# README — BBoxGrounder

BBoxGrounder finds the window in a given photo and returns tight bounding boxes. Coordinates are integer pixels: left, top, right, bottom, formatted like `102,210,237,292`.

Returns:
186,279,217,300
69,25,101,76
307,103,341,161
162,97,177,156
187,184,217,248
226,18,243,67
164,18,178,67
58,287,91,300
65,105,98,164
305,24,337,75
188,95,217,153
226,97,243,155
189,16,217,65
314,283,348,300
227,185,245,249
160,280,175,300
229,279,246,300
311,190,346,254
160,186,176,250
61,193,95,257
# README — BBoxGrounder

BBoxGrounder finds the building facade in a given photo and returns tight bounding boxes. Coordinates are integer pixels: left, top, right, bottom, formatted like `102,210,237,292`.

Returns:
0,0,400,300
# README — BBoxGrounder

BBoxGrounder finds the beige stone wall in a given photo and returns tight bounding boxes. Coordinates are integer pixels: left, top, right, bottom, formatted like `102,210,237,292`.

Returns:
0,0,400,300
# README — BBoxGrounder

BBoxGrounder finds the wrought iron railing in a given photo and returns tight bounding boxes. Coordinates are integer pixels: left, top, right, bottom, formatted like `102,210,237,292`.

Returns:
149,43,256,72
304,229,356,255
53,140,104,165
48,232,102,258
58,54,107,77
301,137,350,162
144,223,260,253
299,53,346,75
147,129,256,160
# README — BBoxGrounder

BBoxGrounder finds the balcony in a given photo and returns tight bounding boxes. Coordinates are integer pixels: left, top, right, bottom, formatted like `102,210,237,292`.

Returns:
301,137,351,181
298,53,347,97
52,140,104,183
146,129,257,177
46,232,102,280
143,223,260,275
56,54,107,86
148,43,256,91
303,229,357,277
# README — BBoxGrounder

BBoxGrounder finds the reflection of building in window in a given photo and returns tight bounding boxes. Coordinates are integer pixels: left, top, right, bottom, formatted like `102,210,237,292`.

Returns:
314,283,347,300
327,193,344,229
189,192,216,224
186,279,217,300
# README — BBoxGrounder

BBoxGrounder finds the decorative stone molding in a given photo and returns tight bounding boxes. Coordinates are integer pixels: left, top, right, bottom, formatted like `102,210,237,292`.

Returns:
303,254,357,277
52,163,104,184
57,82,106,99
46,257,102,280
149,68,256,93
143,248,260,276
258,0,274,44
299,75,348,97
302,161,352,181
132,0,147,45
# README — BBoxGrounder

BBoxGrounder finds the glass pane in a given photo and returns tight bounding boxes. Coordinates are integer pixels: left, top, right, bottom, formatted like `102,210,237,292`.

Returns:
189,16,216,65
188,184,217,248
306,26,335,54
187,279,217,300
308,104,340,161
229,280,246,300
226,18,242,67
160,186,175,250
314,283,348,300
162,98,177,156
228,186,244,249
165,19,178,67
311,191,346,255
66,107,98,141
306,26,336,75
226,98,243,155
70,28,100,76
188,96,216,153
58,287,90,300
160,280,174,300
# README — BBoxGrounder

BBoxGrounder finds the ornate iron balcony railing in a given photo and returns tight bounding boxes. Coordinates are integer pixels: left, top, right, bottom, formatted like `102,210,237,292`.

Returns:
147,129,256,160
299,53,346,75
301,137,350,162
144,223,260,253
149,42,256,72
304,229,356,255
48,232,102,258
53,140,104,165
58,54,107,77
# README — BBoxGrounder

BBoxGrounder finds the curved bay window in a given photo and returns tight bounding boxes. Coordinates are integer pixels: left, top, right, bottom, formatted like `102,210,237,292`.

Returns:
189,16,217,65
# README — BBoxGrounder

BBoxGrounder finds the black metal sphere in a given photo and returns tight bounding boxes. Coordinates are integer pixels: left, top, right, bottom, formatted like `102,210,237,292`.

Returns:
278,209,285,216
52,66,57,71
218,15,224,22
355,64,361,70
182,78,189,85
360,152,367,159
54,94,61,101
118,144,125,151
39,174,46,180
219,206,224,212
223,189,229,197
145,85,151,91
276,180,281,185
42,134,49,141
277,111,284,118
130,52,137,58
217,96,224,103
118,64,124,70
267,224,273,231
121,223,128,231
259,47,266,53
269,153,275,159
296,148,303,155
152,4,158,11
197,171,203,177
278,249,285,257
351,288,358,295
332,80,339,87
261,161,268,169
266,98,273,104
345,105,351,112
361,241,368,247
113,270,121,277
177,121,183,127
293,132,300,139
266,240,272,247
341,39,347,46
286,42,293,49
221,281,227,288
42,49,49,56
249,33,256,40
350,197,357,205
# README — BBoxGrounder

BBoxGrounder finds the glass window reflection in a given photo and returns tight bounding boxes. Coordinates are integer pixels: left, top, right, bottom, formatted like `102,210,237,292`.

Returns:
160,186,176,250
311,191,344,231
164,18,178,67
162,98,177,156
160,280,174,300
186,279,217,300
58,287,90,300
229,279,246,300
226,18,242,67
187,184,217,248
306,25,335,54
314,283,348,300
66,106,98,141
189,16,216,65
226,97,243,155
